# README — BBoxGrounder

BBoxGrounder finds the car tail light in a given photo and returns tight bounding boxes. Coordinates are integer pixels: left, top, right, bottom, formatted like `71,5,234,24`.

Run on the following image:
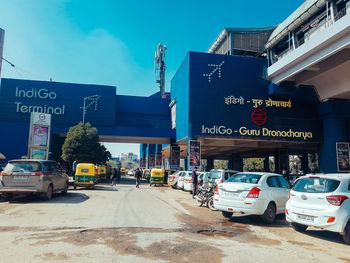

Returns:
286,209,289,215
326,195,348,206
220,179,223,183
189,179,193,183
327,217,335,223
31,172,43,176
171,176,175,180
0,171,11,176
246,187,261,198
215,186,219,195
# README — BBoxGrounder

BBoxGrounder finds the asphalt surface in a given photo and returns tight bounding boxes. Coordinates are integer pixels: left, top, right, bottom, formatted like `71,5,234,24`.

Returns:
0,176,349,263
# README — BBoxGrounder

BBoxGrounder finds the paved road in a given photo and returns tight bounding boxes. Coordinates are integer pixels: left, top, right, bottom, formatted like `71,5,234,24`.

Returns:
0,176,349,263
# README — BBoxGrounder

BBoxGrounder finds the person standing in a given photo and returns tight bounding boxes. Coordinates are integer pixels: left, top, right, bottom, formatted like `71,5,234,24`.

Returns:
135,168,142,188
72,160,78,180
192,167,198,198
111,168,117,186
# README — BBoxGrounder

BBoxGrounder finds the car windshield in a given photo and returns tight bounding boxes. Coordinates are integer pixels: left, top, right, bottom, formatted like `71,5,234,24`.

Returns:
293,178,340,193
227,173,262,184
5,161,41,172
209,170,222,179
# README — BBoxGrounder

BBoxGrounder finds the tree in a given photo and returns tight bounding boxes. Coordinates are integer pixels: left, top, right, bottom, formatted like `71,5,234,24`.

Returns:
243,158,264,171
61,122,111,164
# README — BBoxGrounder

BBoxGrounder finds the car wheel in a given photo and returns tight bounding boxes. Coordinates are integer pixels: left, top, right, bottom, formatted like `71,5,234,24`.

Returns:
62,182,68,194
222,211,233,218
260,202,276,224
171,183,177,189
343,221,350,245
44,185,53,200
207,196,217,211
291,222,308,232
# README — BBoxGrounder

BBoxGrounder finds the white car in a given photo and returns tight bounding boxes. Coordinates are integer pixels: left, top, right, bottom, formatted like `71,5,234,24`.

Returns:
214,172,290,223
177,171,192,190
286,174,350,244
168,171,183,188
184,172,202,193
209,169,239,185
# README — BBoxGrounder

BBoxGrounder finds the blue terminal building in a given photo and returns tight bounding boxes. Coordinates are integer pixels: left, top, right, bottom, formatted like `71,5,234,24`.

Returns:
1,0,350,174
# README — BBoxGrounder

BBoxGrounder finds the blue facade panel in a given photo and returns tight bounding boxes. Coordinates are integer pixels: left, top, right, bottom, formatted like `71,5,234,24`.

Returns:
186,52,322,143
171,53,190,142
0,78,116,126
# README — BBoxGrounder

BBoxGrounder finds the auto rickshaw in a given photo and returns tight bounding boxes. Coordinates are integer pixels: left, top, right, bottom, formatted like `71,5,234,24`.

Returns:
120,168,126,176
100,166,107,181
142,169,151,182
150,169,165,186
95,165,101,182
74,163,98,189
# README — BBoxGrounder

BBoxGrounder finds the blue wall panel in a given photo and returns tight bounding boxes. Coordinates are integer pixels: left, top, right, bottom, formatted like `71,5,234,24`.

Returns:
171,53,190,142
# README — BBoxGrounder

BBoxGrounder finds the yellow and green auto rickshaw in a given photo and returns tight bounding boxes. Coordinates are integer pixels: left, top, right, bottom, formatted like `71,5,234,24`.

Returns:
74,163,98,189
120,168,126,176
150,169,165,186
100,166,107,181
95,165,101,182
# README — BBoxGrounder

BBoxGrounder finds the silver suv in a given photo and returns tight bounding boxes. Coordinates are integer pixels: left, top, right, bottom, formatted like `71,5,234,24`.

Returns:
0,159,69,201
209,169,240,185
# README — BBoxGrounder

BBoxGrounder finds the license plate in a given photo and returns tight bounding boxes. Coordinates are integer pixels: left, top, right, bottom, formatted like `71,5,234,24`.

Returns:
297,214,314,222
223,191,238,198
13,175,28,181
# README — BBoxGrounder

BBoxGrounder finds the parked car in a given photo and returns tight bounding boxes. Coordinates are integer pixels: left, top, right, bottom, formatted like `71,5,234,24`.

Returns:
209,169,240,185
184,172,203,193
214,172,290,223
0,159,69,201
286,173,350,244
177,171,192,190
168,171,183,189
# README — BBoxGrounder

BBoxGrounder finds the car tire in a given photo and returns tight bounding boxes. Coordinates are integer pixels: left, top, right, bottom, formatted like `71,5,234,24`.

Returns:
291,222,308,232
44,185,53,200
171,183,177,189
222,211,233,218
260,202,276,224
73,185,77,190
343,221,350,245
62,182,68,195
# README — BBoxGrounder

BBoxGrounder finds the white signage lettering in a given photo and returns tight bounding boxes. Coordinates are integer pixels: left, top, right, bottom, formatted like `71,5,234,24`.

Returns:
16,87,57,100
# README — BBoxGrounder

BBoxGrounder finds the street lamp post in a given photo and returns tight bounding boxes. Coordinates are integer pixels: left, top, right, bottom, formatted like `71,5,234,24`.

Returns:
81,95,101,125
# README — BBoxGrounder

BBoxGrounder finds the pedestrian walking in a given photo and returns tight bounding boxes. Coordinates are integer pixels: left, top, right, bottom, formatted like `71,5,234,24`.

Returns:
135,168,142,188
192,167,198,198
111,168,117,186
116,168,121,184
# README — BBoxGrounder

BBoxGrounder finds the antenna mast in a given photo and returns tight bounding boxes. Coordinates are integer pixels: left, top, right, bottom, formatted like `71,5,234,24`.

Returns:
154,43,167,98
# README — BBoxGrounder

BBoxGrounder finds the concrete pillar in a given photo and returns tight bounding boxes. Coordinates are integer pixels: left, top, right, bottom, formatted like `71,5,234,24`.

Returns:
275,150,289,174
207,156,214,171
301,154,310,175
264,157,270,172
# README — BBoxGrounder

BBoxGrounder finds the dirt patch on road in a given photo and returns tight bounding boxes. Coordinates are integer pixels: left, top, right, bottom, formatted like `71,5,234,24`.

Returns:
21,227,224,263
39,252,69,261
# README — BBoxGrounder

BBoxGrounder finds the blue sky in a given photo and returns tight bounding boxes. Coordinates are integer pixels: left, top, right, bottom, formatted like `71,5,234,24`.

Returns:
0,0,305,156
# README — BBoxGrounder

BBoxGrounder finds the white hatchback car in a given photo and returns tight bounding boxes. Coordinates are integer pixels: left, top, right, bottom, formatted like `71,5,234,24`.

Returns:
209,169,239,185
286,174,350,244
177,171,191,190
214,172,290,223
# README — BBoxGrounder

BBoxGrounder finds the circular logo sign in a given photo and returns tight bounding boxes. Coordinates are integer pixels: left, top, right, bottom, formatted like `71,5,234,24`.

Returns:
251,109,267,126
39,114,46,121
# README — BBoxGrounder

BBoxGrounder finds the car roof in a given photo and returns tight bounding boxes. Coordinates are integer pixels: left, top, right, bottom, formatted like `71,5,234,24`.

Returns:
235,171,283,176
302,173,350,180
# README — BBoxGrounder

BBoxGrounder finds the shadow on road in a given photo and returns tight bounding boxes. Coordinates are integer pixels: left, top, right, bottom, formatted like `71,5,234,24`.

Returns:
3,192,90,204
300,229,345,245
228,214,290,228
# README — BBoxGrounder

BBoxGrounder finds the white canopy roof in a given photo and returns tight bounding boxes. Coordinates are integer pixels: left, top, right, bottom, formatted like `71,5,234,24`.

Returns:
265,0,327,49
